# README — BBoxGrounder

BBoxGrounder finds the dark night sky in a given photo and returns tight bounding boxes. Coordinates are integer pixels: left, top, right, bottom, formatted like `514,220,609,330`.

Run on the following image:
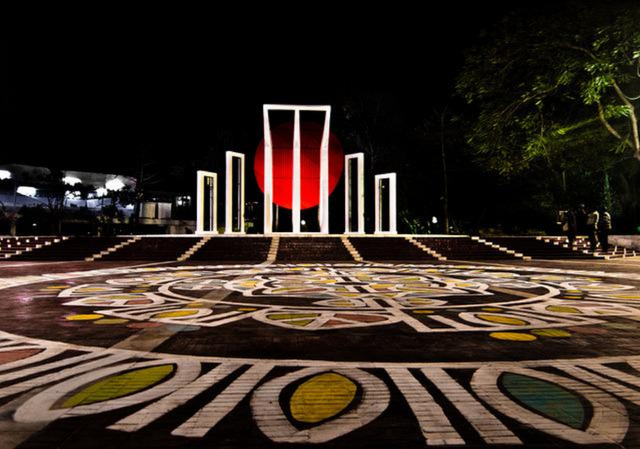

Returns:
3,3,572,176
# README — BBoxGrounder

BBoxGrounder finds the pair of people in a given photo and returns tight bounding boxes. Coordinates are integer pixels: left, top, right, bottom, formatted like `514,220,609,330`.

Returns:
560,206,611,252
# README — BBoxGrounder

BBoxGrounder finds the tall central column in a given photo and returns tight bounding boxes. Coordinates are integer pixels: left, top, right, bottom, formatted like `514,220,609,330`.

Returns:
263,105,273,234
319,108,330,234
263,105,331,235
292,110,301,233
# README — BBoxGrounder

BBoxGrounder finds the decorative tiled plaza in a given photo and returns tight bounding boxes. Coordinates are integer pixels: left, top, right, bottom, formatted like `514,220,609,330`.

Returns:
1,258,640,447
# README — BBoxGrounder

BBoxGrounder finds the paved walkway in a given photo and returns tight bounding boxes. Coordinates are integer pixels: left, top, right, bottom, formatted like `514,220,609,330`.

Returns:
0,259,639,448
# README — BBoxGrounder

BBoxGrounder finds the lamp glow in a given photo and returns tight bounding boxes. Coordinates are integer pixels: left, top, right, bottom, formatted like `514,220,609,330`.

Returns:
0,170,11,180
105,179,125,191
63,176,82,185
17,186,37,197
95,187,108,197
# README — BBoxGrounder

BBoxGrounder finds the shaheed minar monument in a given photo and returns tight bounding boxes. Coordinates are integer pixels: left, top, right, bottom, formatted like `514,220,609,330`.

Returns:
196,105,398,236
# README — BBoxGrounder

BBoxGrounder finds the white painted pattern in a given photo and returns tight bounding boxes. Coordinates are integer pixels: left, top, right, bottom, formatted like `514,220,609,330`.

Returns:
421,367,521,445
387,367,463,446
46,264,640,333
1,263,640,445
15,358,201,423
109,363,242,432
172,364,273,438
0,330,636,443
471,365,629,445
7,263,640,335
252,367,390,444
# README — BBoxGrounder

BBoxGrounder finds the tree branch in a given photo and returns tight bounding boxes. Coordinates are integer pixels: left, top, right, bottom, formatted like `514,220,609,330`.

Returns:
611,81,640,158
561,43,599,61
597,101,632,146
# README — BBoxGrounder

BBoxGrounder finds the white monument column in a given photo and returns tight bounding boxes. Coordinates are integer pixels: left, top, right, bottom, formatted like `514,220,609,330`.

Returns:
374,173,397,235
225,151,245,234
196,170,218,235
292,110,301,233
263,106,273,234
345,153,365,234
319,108,331,234
262,104,332,234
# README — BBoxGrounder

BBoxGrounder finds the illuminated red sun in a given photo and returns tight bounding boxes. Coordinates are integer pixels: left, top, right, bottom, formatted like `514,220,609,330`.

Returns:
254,122,344,210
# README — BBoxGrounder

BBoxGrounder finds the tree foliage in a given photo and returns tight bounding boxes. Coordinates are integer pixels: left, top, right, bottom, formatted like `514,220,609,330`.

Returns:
457,2,640,175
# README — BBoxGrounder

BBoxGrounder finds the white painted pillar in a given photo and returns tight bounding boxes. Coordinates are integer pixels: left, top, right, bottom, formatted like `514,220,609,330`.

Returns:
375,173,397,235
344,153,365,234
263,106,273,234
225,151,245,234
319,108,331,234
263,104,331,234
196,170,218,235
389,173,397,234
292,110,301,233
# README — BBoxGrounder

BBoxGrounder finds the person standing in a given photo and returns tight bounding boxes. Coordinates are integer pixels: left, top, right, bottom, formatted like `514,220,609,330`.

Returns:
599,208,612,253
586,207,600,252
576,204,588,235
565,209,577,248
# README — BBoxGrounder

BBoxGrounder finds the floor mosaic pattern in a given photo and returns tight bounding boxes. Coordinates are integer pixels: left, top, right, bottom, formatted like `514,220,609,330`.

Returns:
1,262,640,447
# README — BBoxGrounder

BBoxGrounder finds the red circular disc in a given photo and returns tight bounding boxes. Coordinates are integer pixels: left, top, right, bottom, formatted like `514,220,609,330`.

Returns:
254,121,344,210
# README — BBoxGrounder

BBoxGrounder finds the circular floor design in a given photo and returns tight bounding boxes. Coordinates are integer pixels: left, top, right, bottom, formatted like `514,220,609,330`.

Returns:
2,263,640,362
2,262,640,447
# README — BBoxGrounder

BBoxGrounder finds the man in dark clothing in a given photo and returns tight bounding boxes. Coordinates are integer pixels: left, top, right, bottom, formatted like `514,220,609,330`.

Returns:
599,208,612,253
576,204,588,235
565,209,577,248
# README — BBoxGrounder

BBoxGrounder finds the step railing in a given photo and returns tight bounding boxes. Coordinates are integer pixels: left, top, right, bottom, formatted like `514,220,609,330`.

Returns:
177,237,210,262
265,236,279,263
471,237,529,260
86,236,142,261
406,237,446,261
2,236,67,259
341,236,363,262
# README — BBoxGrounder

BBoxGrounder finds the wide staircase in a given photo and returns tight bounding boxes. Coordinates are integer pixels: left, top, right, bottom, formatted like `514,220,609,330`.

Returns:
485,237,597,259
11,237,127,261
348,237,437,261
188,237,271,262
416,237,521,260
276,237,353,262
6,235,634,263
544,236,637,259
100,237,201,261
0,236,63,259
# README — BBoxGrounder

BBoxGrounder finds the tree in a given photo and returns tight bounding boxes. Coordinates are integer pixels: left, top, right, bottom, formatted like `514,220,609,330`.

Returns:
76,183,95,209
416,107,467,233
338,92,407,231
0,202,18,235
35,170,67,235
97,186,135,236
457,2,640,175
